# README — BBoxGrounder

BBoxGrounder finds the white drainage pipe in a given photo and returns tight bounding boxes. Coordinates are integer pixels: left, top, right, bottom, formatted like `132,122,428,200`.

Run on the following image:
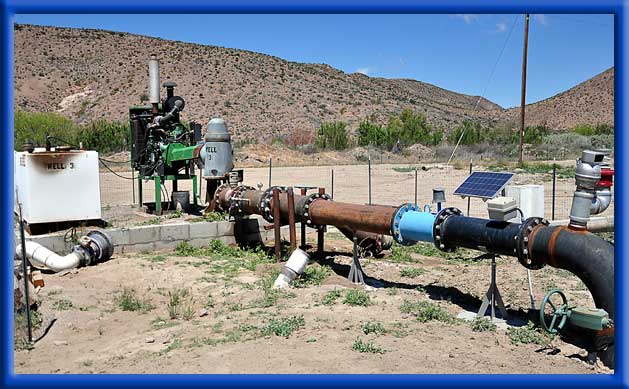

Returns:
273,248,310,289
15,230,114,273
16,241,82,272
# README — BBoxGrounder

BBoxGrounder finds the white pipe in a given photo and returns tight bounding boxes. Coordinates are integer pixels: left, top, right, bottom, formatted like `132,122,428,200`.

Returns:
148,55,160,104
16,241,82,272
550,215,614,233
591,188,612,215
273,249,310,289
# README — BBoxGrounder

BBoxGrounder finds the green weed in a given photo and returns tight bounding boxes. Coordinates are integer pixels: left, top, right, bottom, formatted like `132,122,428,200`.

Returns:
352,338,386,354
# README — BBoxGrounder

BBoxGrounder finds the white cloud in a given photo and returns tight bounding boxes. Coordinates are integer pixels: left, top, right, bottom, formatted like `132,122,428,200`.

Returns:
495,22,507,32
356,67,370,75
533,14,549,26
399,58,406,66
454,14,479,24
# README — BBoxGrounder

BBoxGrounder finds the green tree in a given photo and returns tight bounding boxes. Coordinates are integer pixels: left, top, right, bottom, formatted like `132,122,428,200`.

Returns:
315,121,349,150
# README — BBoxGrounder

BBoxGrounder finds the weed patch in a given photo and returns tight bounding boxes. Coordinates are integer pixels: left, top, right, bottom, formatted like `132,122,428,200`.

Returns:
400,300,456,323
262,315,305,338
115,287,154,312
352,338,386,354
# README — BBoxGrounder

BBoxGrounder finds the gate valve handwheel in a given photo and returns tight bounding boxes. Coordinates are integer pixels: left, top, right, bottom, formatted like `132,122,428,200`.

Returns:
540,289,571,334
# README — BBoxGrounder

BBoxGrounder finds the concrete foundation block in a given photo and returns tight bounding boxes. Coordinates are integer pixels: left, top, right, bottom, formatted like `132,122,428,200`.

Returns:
105,228,130,246
160,223,190,241
128,225,160,244
154,240,180,252
189,222,219,239
216,221,235,236
121,242,156,254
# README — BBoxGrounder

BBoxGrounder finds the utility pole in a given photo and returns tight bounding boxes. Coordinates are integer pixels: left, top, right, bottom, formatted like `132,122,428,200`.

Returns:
519,13,530,166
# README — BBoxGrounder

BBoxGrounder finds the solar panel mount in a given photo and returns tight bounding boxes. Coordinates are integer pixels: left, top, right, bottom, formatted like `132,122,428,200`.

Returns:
453,171,515,200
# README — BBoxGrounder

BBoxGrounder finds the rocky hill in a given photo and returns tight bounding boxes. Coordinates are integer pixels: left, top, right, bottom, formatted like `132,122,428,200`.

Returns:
499,67,614,130
13,24,613,142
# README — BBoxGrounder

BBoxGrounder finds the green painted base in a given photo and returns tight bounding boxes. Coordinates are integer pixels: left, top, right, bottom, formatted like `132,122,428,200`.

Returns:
137,174,198,215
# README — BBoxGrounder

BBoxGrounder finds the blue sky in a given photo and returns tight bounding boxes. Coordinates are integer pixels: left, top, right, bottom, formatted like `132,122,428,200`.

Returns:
14,13,614,108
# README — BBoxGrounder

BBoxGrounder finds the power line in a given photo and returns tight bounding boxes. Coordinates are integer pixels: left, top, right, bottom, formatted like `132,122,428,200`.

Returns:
447,15,519,166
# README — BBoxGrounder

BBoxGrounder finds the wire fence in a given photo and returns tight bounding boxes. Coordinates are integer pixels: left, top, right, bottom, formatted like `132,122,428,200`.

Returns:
97,155,613,222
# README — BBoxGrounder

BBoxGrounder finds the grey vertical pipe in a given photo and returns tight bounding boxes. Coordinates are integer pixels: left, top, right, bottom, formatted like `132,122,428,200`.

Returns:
331,169,334,200
414,168,418,207
368,155,372,205
18,202,32,343
148,55,160,104
268,156,272,188
467,160,472,216
272,188,281,262
552,160,556,220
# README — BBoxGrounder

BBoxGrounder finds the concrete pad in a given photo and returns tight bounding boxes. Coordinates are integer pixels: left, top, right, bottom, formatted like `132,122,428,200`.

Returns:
457,310,528,330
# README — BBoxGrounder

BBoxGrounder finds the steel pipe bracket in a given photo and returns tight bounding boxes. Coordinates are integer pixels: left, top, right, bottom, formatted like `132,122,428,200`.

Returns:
259,186,289,223
516,216,549,269
433,207,462,252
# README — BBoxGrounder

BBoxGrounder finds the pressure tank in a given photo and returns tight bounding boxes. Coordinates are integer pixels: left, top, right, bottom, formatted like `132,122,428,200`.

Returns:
201,118,234,178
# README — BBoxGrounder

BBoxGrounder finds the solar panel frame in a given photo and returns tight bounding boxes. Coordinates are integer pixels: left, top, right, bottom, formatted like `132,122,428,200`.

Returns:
453,171,515,199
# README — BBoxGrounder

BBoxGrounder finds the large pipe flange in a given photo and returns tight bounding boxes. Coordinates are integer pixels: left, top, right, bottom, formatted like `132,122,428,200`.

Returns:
259,186,289,223
391,203,419,245
77,230,115,266
515,216,549,269
212,182,232,212
433,207,462,252
228,185,256,218
300,192,331,230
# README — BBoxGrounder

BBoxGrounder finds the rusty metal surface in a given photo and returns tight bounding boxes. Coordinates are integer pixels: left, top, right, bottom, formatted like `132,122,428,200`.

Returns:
272,188,281,262
214,186,397,236
287,187,297,251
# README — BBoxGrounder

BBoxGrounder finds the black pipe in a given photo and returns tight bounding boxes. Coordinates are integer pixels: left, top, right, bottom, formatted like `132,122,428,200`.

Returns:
529,226,614,317
529,225,615,368
441,215,615,367
440,215,521,257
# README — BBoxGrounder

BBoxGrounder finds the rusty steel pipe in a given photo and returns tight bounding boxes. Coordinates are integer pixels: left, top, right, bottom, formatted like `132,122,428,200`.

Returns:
308,201,397,236
215,185,397,236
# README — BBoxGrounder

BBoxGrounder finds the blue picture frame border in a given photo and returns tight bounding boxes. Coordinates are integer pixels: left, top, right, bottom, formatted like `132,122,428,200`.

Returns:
1,1,626,387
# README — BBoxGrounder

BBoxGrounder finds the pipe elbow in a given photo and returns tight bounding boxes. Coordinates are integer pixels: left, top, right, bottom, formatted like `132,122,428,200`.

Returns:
591,188,612,215
16,241,81,272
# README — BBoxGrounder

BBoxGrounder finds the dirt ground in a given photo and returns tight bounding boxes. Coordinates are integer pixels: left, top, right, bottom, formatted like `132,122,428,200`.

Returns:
14,229,611,374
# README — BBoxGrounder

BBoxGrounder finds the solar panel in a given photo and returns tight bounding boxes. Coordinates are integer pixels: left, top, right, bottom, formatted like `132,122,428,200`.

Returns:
453,171,514,199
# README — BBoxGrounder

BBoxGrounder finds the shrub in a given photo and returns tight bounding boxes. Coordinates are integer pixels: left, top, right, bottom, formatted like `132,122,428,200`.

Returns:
315,121,350,150
343,289,372,306
14,110,129,154
357,109,441,149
